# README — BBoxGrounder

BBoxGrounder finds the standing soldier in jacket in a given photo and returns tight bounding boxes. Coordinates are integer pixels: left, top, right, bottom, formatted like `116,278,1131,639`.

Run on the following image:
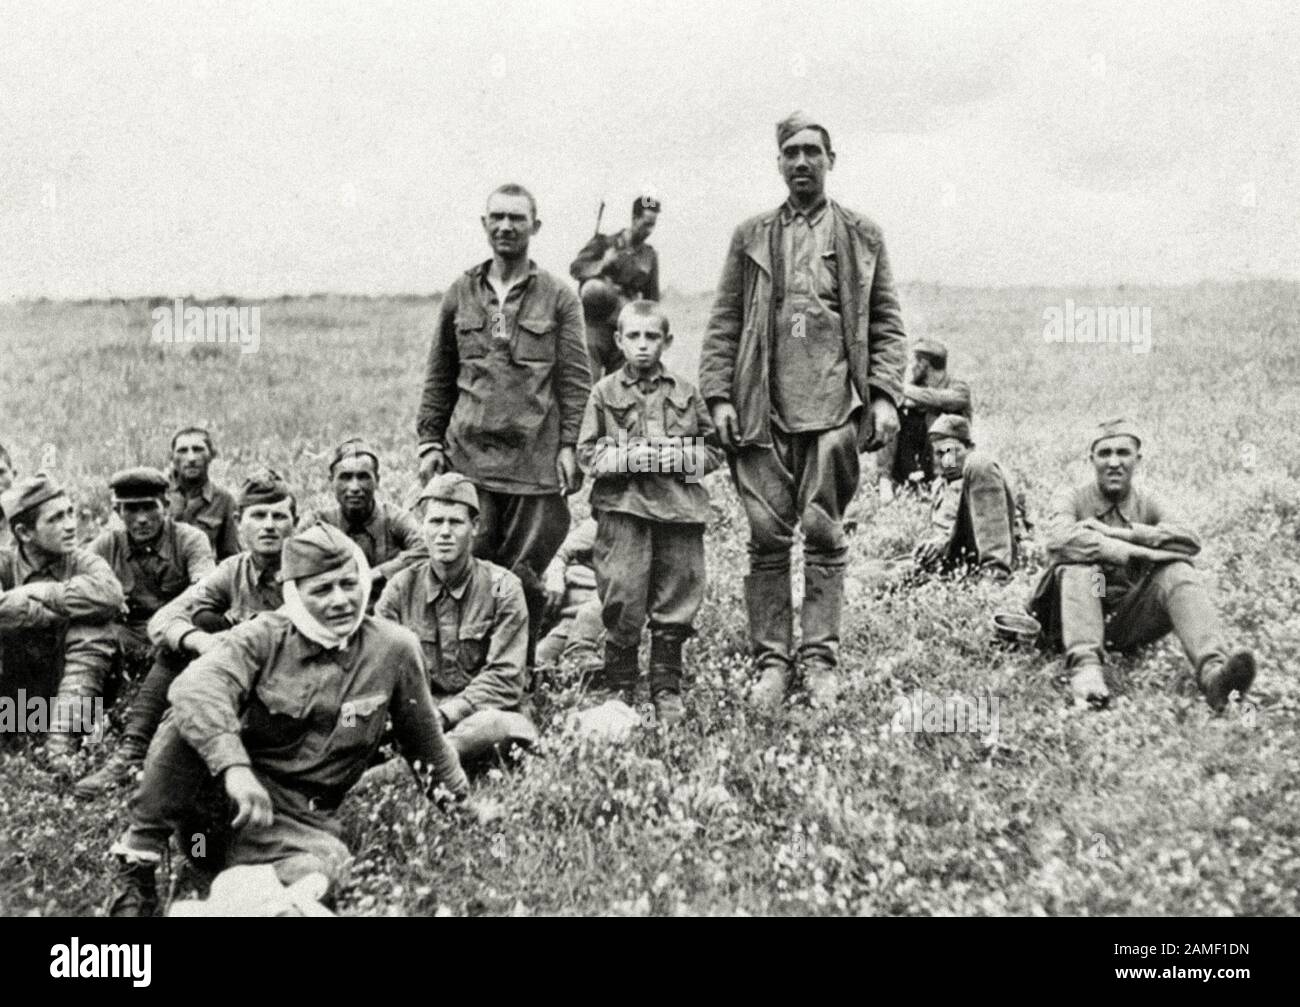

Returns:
417,184,592,655
699,113,907,711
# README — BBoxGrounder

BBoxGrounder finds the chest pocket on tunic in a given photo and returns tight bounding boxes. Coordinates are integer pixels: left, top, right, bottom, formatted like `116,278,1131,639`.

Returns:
340,691,387,728
423,619,492,695
514,317,556,364
606,400,641,435
244,673,314,751
456,314,489,359
663,387,699,438
155,563,189,602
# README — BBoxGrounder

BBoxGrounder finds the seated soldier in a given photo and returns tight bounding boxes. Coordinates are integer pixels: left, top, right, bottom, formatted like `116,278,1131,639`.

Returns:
166,426,241,560
0,475,126,762
536,516,604,673
302,438,425,602
75,470,295,797
0,441,15,550
569,194,662,380
375,473,537,765
106,523,469,917
1028,418,1256,712
876,338,972,503
89,467,215,667
912,416,1019,580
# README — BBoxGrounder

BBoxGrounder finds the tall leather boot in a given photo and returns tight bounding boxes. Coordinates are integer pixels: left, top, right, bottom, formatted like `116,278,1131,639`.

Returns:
744,569,794,712
107,854,159,918
800,565,845,708
649,632,686,726
602,640,640,703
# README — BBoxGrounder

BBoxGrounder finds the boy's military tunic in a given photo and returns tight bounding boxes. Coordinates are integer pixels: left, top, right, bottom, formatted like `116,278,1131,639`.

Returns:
578,365,723,647
115,612,467,886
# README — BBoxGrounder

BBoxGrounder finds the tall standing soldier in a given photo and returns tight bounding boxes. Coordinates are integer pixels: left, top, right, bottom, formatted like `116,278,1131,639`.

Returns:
417,184,592,652
700,113,907,710
570,194,662,379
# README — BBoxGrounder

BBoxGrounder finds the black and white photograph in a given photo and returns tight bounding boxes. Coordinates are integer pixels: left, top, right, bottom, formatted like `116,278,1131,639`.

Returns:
0,0,1294,957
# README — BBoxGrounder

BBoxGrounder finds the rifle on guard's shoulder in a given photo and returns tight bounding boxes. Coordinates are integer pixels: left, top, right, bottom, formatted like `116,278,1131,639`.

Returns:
593,199,605,237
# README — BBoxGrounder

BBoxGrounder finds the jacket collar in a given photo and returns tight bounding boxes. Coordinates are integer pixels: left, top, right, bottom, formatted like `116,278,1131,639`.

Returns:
425,555,474,602
13,542,66,583
617,362,669,387
780,195,829,225
169,474,213,504
1083,481,1140,523
126,520,176,560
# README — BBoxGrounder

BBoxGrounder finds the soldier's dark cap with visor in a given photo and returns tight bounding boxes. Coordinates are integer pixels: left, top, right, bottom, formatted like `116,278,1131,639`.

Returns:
0,474,67,523
110,466,170,503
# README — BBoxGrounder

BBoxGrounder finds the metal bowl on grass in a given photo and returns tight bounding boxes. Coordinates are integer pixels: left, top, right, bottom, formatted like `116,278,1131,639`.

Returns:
992,612,1041,646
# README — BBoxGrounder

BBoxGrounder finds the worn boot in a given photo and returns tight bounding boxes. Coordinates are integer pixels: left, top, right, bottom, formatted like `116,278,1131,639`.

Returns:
75,740,147,799
43,727,81,775
800,565,845,708
649,633,686,727
601,640,640,703
107,854,159,918
1199,650,1256,713
744,570,794,713
1070,659,1110,710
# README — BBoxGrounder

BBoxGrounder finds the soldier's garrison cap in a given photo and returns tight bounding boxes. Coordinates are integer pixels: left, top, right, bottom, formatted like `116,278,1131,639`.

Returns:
279,522,357,582
329,438,380,475
913,339,949,366
417,472,480,516
237,468,294,509
1089,418,1143,453
0,474,66,523
928,414,973,445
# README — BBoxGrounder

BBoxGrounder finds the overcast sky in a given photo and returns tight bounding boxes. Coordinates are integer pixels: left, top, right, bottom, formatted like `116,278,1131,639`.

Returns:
2,0,1296,298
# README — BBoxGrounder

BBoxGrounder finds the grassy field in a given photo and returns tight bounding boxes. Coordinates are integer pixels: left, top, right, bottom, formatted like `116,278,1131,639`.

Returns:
2,281,1298,916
